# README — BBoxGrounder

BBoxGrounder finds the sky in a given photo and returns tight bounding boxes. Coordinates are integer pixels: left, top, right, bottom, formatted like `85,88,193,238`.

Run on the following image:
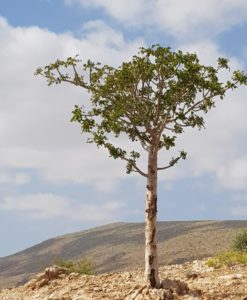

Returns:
0,0,247,257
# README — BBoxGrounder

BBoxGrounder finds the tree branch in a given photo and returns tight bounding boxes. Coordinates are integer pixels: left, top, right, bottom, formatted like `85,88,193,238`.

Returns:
157,151,187,171
157,164,175,171
157,157,180,171
122,156,148,177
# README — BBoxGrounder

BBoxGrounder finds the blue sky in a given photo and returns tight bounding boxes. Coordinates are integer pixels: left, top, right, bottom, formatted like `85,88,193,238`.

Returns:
0,0,247,257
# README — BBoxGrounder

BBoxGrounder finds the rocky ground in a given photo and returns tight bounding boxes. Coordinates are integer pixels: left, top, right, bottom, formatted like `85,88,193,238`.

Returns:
0,259,246,300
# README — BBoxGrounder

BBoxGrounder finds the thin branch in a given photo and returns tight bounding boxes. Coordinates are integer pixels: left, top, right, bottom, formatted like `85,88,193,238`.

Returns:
131,74,156,138
174,120,190,128
132,164,148,177
157,156,181,171
122,156,148,177
164,126,175,131
157,111,171,142
141,143,150,152
144,122,153,136
120,116,151,149
55,67,88,89
157,164,174,171
182,90,214,117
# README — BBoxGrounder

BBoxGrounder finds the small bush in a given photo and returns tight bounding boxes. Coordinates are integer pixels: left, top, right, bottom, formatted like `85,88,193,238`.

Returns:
54,258,94,275
207,229,247,268
207,251,247,268
233,228,247,252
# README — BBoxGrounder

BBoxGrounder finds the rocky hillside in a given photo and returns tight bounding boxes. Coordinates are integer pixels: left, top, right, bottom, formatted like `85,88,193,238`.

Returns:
1,220,247,289
1,259,247,299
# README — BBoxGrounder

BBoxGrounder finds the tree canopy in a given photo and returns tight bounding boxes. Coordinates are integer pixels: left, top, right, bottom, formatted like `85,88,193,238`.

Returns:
35,45,247,177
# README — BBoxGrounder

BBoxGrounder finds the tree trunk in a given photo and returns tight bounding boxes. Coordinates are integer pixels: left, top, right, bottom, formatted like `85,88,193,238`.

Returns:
144,144,160,288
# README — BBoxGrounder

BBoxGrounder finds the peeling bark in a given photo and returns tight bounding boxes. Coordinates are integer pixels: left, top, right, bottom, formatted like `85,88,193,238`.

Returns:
144,144,160,288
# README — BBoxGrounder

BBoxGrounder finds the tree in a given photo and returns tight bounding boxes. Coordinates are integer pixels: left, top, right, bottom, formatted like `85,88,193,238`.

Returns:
35,45,247,288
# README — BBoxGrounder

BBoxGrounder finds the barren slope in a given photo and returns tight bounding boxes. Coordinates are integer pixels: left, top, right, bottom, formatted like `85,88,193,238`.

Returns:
0,220,246,289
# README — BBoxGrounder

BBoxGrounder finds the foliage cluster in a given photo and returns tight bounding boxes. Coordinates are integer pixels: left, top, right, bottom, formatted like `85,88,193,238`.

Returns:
207,251,247,268
233,228,247,252
54,258,94,275
207,229,247,268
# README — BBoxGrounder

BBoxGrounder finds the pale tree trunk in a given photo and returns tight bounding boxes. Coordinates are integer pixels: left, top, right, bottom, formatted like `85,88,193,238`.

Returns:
144,144,160,288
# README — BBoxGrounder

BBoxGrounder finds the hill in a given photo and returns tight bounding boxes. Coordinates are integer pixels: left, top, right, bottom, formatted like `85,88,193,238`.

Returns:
0,220,247,289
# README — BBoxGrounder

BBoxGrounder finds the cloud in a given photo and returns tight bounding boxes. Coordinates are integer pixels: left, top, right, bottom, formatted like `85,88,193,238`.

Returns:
217,156,247,190
154,0,247,40
0,17,143,191
0,193,124,221
67,0,247,40
65,0,152,26
0,172,30,185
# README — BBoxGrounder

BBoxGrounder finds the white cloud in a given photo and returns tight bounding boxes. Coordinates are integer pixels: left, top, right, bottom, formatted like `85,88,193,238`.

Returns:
0,193,124,221
66,0,152,26
155,0,247,39
82,20,126,48
0,193,68,218
0,17,143,191
0,173,10,184
15,173,31,185
217,156,247,190
67,0,247,40
0,172,30,185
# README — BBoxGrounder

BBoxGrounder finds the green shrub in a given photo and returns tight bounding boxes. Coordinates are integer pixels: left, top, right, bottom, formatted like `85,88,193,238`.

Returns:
207,229,247,268
207,257,219,268
54,257,94,275
207,251,247,268
233,228,247,252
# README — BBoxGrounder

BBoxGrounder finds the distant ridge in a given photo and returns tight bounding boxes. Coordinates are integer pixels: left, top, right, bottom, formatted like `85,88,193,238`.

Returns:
0,220,247,288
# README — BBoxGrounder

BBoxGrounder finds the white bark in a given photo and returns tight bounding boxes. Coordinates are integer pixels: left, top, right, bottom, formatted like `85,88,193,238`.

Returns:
144,144,160,288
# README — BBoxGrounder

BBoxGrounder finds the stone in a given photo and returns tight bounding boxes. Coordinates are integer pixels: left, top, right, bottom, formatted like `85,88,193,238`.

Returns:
161,278,189,295
186,271,198,279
